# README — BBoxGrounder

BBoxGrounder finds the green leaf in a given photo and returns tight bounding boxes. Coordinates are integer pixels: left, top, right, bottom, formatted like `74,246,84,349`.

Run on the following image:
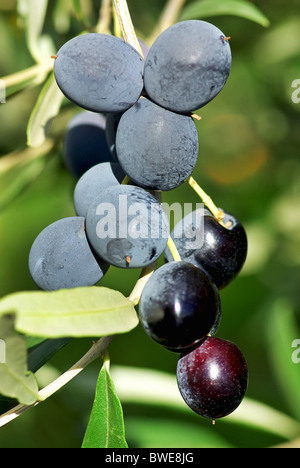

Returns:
0,315,40,405
27,73,64,148
82,354,128,448
72,0,82,18
0,157,48,212
27,338,72,373
26,336,47,349
18,0,53,63
180,0,270,28
71,0,92,28
265,298,300,421
0,287,139,339
1,60,53,97
53,0,73,34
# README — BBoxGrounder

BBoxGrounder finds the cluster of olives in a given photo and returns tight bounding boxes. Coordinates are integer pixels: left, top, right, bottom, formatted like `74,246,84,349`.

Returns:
29,20,249,421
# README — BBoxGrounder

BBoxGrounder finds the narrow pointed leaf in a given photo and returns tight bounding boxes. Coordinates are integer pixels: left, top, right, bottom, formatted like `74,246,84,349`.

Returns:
82,356,128,448
27,73,64,148
27,338,72,373
18,0,50,63
0,315,40,405
72,0,82,17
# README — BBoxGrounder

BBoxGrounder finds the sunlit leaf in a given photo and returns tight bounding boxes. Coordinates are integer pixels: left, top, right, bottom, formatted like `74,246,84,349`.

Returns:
18,0,51,63
82,354,128,448
27,73,64,148
0,60,53,98
0,287,139,338
181,0,270,28
0,315,40,405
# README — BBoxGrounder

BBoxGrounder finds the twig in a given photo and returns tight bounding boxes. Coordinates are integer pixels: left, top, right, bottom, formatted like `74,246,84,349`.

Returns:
0,254,157,429
113,0,144,56
0,139,55,175
0,336,114,428
112,2,123,39
1,60,53,89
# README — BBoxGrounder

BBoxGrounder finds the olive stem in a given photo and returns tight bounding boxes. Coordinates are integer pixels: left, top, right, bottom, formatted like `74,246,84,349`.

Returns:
167,237,182,262
191,113,202,121
188,176,226,225
128,263,156,306
1,59,53,89
121,175,131,185
113,0,144,56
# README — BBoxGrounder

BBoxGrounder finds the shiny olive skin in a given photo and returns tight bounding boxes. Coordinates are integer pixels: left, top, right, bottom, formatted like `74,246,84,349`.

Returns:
177,336,248,420
165,209,248,290
139,262,222,352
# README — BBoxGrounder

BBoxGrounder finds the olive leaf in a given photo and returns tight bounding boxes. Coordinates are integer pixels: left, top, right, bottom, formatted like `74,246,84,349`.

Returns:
27,337,72,373
27,73,64,148
0,315,40,406
18,0,55,63
0,157,48,213
181,0,270,28
0,287,139,339
82,353,128,448
72,0,83,18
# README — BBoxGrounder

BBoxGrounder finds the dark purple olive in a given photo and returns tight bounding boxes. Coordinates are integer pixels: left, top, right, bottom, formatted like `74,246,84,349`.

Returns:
177,336,248,420
165,209,248,289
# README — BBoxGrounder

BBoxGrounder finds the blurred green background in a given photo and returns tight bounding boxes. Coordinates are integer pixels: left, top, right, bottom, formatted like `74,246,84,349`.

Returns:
0,0,300,448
